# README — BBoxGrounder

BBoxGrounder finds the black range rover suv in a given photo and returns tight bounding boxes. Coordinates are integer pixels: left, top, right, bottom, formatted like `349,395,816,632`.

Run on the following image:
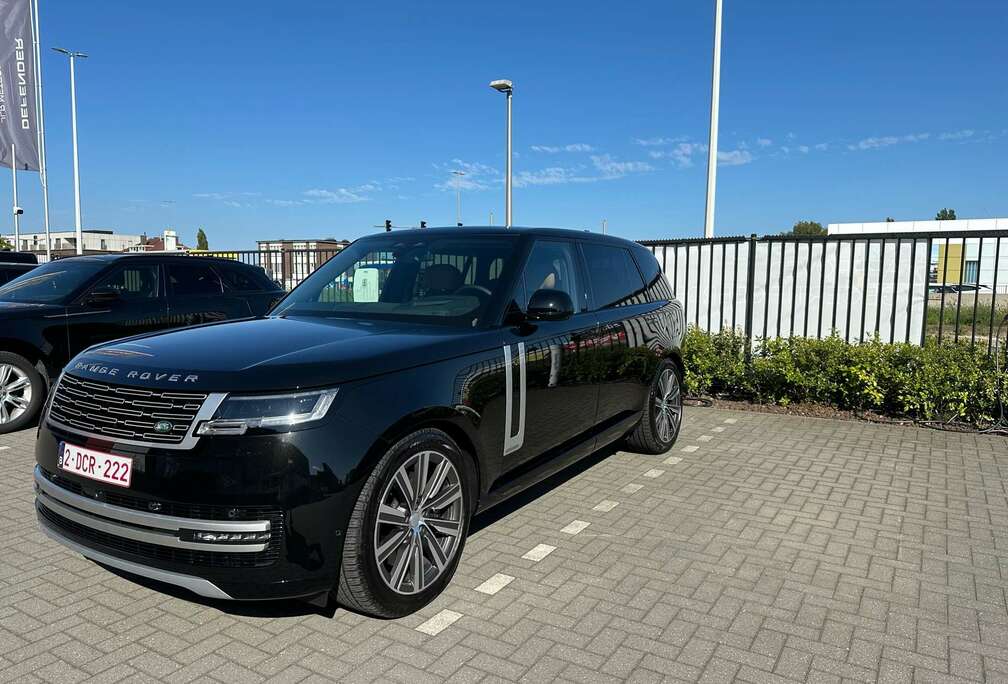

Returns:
0,254,283,433
34,228,685,618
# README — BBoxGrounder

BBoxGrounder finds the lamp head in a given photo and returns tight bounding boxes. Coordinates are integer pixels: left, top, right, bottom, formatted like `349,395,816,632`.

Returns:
489,79,513,93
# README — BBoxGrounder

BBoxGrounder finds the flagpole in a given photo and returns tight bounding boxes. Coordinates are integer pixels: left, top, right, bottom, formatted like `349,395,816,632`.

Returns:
11,144,20,250
30,0,51,259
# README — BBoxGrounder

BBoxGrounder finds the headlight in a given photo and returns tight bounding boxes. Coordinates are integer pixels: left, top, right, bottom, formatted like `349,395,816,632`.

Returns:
196,388,338,436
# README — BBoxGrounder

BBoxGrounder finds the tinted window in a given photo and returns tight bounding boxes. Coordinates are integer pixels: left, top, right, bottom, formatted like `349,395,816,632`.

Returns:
216,263,263,292
272,235,520,327
167,262,223,296
519,240,583,313
582,243,647,309
0,258,108,303
631,245,673,302
92,264,160,300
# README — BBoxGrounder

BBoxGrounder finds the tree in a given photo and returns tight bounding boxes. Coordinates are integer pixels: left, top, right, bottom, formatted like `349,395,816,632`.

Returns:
791,220,826,236
935,208,956,221
195,228,209,251
0,236,11,250
885,217,895,223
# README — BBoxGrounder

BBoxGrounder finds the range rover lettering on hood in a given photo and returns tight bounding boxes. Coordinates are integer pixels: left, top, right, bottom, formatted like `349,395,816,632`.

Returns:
72,361,199,384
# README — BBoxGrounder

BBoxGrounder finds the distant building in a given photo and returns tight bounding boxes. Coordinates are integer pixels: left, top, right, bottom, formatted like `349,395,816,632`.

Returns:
127,230,190,253
828,218,1008,290
2,229,143,259
256,239,350,289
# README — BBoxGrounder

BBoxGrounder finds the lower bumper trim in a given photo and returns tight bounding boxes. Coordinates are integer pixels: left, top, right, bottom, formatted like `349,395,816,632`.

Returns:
38,514,235,600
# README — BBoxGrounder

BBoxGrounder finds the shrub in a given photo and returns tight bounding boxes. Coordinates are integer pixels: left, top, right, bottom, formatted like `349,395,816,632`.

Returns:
680,327,1007,426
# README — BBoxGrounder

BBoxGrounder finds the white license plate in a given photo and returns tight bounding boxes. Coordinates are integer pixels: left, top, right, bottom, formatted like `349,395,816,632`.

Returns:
58,442,132,488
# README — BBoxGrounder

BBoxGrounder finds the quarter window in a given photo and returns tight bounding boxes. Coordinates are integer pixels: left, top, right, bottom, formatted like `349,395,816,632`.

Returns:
216,264,261,292
167,262,223,296
582,243,647,309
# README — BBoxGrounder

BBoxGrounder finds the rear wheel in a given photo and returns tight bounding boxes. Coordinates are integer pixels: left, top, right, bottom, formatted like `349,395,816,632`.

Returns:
0,352,45,434
626,361,683,454
336,428,473,618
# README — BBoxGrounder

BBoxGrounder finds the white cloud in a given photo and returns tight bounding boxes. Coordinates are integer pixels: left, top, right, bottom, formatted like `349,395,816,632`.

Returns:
648,142,707,168
815,143,829,151
939,129,975,141
193,192,229,201
591,154,655,177
798,145,810,154
633,136,688,147
530,143,595,153
756,137,773,148
303,186,372,204
717,149,753,166
847,133,930,150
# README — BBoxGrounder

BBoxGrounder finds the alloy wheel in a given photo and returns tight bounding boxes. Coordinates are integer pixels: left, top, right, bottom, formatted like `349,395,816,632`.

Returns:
373,449,465,595
653,367,682,444
0,363,32,425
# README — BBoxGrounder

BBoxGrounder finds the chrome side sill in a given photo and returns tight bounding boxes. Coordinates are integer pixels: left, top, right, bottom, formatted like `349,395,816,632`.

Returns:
37,516,235,600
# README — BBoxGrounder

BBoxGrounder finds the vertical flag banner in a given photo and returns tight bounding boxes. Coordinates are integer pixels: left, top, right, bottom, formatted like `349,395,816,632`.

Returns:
0,0,40,171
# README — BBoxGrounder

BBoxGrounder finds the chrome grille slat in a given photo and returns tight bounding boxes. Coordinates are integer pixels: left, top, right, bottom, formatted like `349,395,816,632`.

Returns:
49,374,209,446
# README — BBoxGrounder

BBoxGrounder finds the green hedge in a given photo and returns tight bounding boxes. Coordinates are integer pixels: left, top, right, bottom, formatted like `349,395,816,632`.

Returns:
681,328,1008,426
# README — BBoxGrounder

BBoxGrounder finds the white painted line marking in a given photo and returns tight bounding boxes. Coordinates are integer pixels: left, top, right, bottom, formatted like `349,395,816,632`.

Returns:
592,500,619,513
697,435,713,442
643,469,665,478
663,456,683,465
561,520,591,535
0,446,9,451
474,573,514,595
723,418,737,424
681,445,699,453
621,483,643,494
522,544,556,561
712,426,725,433
416,609,462,635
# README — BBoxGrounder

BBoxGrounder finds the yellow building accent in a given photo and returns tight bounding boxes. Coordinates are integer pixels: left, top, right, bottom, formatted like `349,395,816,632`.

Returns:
936,243,964,284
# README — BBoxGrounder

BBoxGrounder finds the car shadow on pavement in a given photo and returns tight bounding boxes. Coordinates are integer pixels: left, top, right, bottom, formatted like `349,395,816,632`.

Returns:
99,440,627,619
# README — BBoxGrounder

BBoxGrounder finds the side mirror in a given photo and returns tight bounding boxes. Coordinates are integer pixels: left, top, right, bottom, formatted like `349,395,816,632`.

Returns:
527,288,574,322
86,289,120,307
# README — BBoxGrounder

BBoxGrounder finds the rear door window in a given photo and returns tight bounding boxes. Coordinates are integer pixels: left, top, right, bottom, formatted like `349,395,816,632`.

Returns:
167,262,223,296
216,263,262,292
581,243,648,309
519,240,585,313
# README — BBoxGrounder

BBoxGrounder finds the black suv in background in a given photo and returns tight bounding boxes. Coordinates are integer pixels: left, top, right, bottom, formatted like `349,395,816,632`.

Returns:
0,254,283,432
34,228,685,617
0,251,38,285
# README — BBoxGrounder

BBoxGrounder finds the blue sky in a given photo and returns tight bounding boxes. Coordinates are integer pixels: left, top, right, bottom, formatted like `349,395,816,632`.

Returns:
4,0,1006,249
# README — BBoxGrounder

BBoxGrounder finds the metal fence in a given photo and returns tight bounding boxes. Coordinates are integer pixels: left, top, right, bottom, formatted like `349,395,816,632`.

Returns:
640,230,1008,354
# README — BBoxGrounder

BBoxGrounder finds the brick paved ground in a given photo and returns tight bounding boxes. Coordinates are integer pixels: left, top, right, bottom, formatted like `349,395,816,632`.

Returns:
2,407,1007,683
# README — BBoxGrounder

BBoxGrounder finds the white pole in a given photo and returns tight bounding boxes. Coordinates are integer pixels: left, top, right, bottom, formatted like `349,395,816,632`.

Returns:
68,53,83,254
11,144,19,250
452,170,464,226
505,89,512,228
30,0,51,259
602,218,607,235
489,210,494,226
703,0,723,239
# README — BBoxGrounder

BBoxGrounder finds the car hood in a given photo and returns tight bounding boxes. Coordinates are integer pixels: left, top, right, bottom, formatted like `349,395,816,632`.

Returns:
66,315,500,392
0,300,64,319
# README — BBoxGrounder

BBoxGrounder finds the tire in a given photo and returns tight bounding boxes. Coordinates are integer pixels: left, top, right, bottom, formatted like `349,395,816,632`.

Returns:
0,352,46,434
336,428,474,618
626,361,683,455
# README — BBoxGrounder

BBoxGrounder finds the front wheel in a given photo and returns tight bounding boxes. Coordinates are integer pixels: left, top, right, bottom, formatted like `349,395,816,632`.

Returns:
626,361,683,454
336,428,473,618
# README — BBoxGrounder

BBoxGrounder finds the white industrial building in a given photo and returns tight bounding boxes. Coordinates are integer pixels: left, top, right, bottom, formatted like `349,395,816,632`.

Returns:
3,229,144,255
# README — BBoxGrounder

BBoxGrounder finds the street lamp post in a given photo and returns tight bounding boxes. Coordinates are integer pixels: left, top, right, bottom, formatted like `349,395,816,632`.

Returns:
702,0,723,239
452,170,465,226
53,47,88,254
489,79,513,228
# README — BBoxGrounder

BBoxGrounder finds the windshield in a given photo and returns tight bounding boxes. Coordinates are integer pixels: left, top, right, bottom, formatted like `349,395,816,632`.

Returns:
0,258,108,304
272,234,520,327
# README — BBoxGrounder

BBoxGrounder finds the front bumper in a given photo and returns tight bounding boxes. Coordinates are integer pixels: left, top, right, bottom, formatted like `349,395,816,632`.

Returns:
33,417,362,601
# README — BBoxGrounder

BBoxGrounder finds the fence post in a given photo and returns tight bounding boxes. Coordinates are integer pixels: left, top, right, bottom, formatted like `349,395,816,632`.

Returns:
744,233,757,364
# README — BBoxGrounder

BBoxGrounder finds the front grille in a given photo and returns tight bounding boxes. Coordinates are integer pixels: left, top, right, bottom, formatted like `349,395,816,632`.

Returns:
49,373,208,445
38,504,283,569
